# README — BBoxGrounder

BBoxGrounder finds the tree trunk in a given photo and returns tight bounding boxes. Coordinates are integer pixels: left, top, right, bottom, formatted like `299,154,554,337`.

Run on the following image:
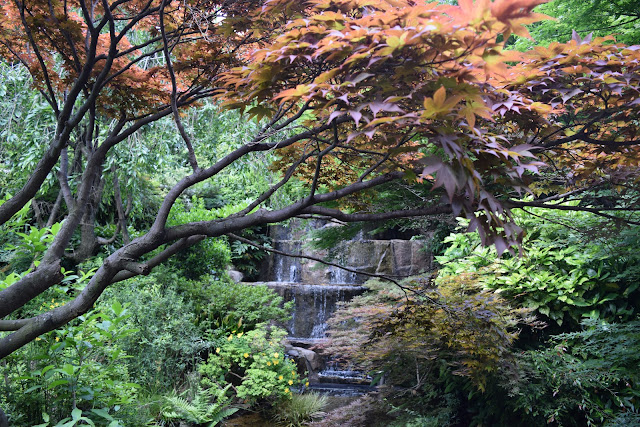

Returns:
0,406,8,427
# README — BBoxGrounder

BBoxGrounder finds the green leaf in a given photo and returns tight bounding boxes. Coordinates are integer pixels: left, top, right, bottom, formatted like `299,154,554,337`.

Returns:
111,300,123,316
60,363,75,376
623,282,639,297
25,384,43,393
47,379,70,389
90,408,113,421
71,408,82,421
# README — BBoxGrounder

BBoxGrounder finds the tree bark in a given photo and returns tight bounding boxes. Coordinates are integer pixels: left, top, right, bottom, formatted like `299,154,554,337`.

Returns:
0,405,8,427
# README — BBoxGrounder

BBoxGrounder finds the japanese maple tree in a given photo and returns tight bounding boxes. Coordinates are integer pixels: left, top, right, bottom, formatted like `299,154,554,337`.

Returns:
0,0,638,368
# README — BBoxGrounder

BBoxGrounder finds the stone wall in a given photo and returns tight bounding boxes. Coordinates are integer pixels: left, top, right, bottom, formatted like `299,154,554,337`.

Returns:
261,221,434,284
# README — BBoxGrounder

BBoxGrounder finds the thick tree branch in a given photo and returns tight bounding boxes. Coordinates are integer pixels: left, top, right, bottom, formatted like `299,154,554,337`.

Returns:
151,116,352,235
234,143,315,217
300,204,453,222
110,235,205,283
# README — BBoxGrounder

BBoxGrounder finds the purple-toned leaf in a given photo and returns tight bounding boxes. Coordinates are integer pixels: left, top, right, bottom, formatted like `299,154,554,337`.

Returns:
494,237,508,257
571,30,582,43
451,197,463,216
327,110,343,124
350,72,375,84
561,88,582,103
337,94,350,105
369,101,404,116
419,156,443,175
434,166,456,200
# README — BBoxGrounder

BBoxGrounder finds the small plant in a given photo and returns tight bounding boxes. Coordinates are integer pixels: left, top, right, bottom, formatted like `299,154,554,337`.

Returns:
271,393,328,427
161,385,237,426
436,209,640,327
325,274,535,391
309,395,390,427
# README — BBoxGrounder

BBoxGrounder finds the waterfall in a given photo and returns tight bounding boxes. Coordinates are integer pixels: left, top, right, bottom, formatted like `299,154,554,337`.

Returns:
260,282,366,341
255,220,433,395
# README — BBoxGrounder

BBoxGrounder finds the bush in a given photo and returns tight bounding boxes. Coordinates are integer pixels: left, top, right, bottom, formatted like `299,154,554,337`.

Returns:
0,300,139,426
437,208,640,328
171,238,231,279
102,274,210,390
309,395,393,427
324,275,534,391
502,319,640,426
167,196,232,279
188,280,292,333
199,324,301,404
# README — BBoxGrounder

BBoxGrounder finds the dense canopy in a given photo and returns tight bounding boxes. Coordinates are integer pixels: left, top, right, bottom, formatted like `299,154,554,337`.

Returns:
0,2,639,423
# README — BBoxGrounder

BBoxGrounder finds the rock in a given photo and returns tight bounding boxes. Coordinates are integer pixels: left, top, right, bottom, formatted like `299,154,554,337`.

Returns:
227,269,244,283
264,220,434,284
285,344,322,371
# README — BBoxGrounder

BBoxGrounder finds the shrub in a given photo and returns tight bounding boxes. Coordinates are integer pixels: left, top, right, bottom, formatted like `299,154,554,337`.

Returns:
502,319,640,426
189,281,292,333
437,209,640,328
1,300,139,425
324,275,534,391
167,197,232,279
199,324,301,404
309,395,393,427
102,275,210,390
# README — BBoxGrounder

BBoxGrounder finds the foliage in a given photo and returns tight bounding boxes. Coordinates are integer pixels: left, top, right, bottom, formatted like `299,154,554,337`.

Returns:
1,0,640,364
160,384,237,427
437,207,640,327
168,197,232,279
308,222,363,251
100,273,210,390
386,389,459,427
199,324,301,404
228,226,271,281
186,280,292,334
309,394,394,427
270,392,328,427
0,197,60,275
1,300,139,425
325,275,534,391
512,0,640,51
0,63,57,195
502,319,640,426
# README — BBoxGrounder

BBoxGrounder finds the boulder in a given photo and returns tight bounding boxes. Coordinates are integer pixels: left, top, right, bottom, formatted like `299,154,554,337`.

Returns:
227,269,244,283
285,344,322,372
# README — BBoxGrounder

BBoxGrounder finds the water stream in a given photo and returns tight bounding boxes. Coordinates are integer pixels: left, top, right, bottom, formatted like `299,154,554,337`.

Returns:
255,222,432,396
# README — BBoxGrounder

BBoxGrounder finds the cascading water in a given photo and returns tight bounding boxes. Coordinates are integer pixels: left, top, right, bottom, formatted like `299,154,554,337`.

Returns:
259,282,366,341
256,221,433,395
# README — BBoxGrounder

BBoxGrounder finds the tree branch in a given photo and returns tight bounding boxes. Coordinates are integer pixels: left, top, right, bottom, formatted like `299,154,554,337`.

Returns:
160,0,199,172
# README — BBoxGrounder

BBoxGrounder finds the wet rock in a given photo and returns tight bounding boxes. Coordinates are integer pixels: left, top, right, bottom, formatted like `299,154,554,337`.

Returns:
285,344,322,371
